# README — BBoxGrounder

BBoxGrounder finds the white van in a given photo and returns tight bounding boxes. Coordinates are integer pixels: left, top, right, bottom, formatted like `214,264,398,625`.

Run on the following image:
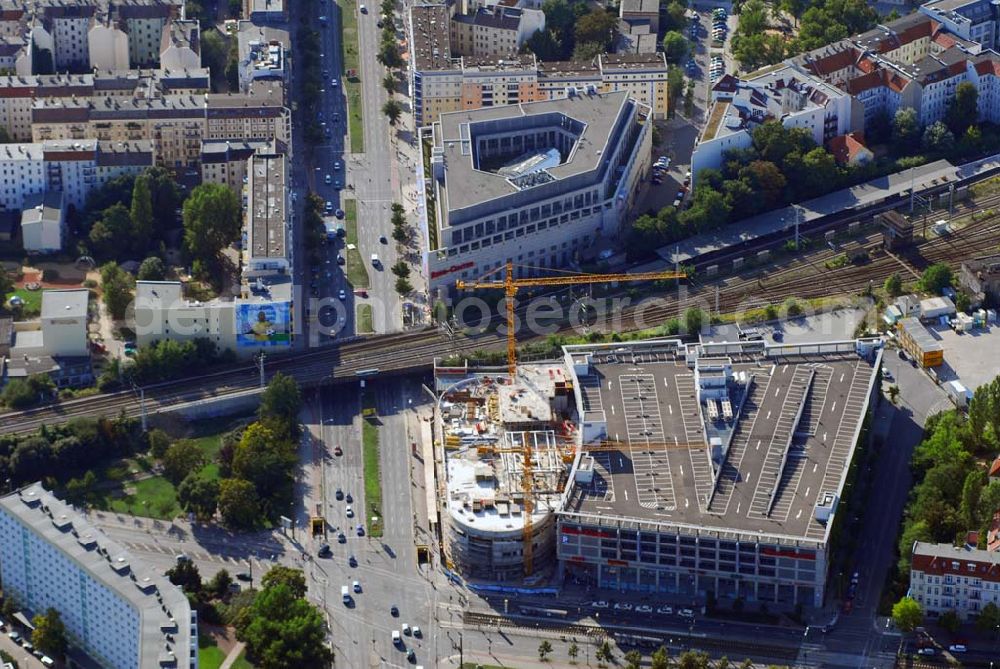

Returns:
392,630,401,646
41,657,55,667
341,585,350,604
370,253,380,267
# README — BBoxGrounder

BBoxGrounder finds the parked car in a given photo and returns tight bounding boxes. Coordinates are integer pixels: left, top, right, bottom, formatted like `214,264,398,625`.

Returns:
613,602,633,611
948,644,967,653
591,600,609,609
635,604,653,614
679,608,695,618
657,605,673,615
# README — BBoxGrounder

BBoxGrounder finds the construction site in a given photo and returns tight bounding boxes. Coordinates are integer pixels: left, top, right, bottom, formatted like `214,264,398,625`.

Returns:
434,334,882,608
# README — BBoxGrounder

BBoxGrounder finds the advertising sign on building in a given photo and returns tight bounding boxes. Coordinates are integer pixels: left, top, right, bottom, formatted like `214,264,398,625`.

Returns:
235,301,291,347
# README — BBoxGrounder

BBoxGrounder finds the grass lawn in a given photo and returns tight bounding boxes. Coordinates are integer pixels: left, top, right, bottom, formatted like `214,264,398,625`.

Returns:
343,200,370,289
9,287,42,316
361,394,383,537
232,652,254,669
356,303,373,333
105,476,181,520
198,635,227,669
336,0,364,153
90,419,243,520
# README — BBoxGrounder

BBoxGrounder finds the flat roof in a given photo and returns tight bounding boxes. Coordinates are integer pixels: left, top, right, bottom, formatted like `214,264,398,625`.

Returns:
410,3,456,71
436,91,631,214
0,483,193,668
560,340,879,544
247,153,286,260
666,159,958,264
899,317,943,352
40,288,88,320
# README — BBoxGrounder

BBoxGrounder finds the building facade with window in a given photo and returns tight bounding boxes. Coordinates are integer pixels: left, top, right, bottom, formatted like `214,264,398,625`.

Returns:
0,482,197,669
419,91,651,293
909,541,1000,619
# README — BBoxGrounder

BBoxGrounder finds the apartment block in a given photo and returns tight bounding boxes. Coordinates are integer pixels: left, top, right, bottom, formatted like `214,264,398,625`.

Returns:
0,482,197,668
0,139,152,213
450,5,544,58
159,18,199,71
910,541,1000,620
693,9,1000,179
419,91,651,293
236,20,289,95
408,3,670,126
200,138,276,190
29,88,288,168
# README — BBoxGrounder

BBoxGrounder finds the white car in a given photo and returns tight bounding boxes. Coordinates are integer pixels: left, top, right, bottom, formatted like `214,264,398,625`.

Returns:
346,505,354,518
590,600,609,609
613,602,633,611
360,3,367,11
948,644,967,653
679,608,695,618
635,604,653,614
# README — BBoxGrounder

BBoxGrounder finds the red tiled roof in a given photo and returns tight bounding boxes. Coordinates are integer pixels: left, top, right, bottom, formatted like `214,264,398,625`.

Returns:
712,73,739,94
912,550,1000,583
828,131,869,165
933,32,957,49
990,456,1000,478
989,513,1000,552
807,48,859,76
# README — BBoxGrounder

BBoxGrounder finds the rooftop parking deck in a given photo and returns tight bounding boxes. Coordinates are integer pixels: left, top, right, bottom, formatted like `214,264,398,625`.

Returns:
562,342,879,542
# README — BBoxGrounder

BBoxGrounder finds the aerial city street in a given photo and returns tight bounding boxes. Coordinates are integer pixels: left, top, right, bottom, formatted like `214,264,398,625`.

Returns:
5,0,1000,667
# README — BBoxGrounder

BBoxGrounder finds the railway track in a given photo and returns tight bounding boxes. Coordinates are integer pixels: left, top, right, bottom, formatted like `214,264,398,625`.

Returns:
8,187,1000,433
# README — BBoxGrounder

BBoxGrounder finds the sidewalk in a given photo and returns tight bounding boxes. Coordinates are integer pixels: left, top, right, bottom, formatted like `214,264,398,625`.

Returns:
218,641,246,669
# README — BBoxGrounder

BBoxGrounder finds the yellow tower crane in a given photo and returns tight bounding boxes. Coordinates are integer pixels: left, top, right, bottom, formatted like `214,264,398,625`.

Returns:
456,261,686,576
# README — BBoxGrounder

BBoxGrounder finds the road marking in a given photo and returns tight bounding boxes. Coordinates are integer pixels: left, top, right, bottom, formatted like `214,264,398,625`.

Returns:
774,387,780,397
608,381,613,390
755,439,761,451
813,463,818,473
766,410,772,420
680,465,685,477
840,373,845,383
823,432,827,442
736,502,740,514
663,378,669,388
684,498,689,508
796,509,802,519
804,487,810,498
611,405,615,415
831,401,837,414
668,405,673,415
624,489,629,501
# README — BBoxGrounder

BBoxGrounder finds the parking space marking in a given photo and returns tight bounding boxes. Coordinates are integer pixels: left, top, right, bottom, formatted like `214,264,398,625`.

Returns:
619,374,676,510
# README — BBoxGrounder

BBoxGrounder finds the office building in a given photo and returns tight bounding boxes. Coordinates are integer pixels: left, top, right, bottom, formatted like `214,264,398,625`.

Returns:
556,338,881,607
244,151,289,277
0,482,197,668
236,21,289,94
909,541,1000,620
199,138,277,190
896,316,943,367
419,90,651,293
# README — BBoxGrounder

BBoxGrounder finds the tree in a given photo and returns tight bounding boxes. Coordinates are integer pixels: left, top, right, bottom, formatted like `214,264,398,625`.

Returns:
798,147,839,199
137,256,166,281
922,121,955,153
382,73,396,96
741,160,786,208
182,183,242,265
891,596,923,632
258,372,302,439
165,558,202,593
920,262,953,294
218,478,260,528
177,473,220,519
232,422,296,511
685,307,706,334
32,608,67,657
525,28,562,61
200,29,230,86
261,566,308,599
752,121,815,164
568,642,579,662
100,261,133,321
960,469,986,528
939,609,961,633
391,223,408,244
236,584,333,668
891,107,920,148
667,66,685,116
89,203,134,259
538,640,553,661
624,650,643,669
208,569,234,599
976,601,1000,632
662,31,688,64
146,166,182,232
162,439,207,485
888,384,899,404
0,267,12,307
382,99,403,126
574,10,617,51
130,174,154,253
596,640,615,663
884,272,902,298
651,646,670,669
1,374,54,409
395,277,413,294
391,261,410,279
945,81,979,136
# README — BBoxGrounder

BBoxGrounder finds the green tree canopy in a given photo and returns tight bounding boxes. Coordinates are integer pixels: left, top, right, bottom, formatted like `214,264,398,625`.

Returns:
945,81,979,136
919,262,953,294
892,107,920,148
137,256,166,281
177,473,220,520
182,183,242,265
922,121,955,153
236,584,333,669
574,9,617,51
260,566,307,599
218,478,260,529
258,372,302,439
162,439,207,485
661,31,688,64
130,173,154,253
32,608,67,656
